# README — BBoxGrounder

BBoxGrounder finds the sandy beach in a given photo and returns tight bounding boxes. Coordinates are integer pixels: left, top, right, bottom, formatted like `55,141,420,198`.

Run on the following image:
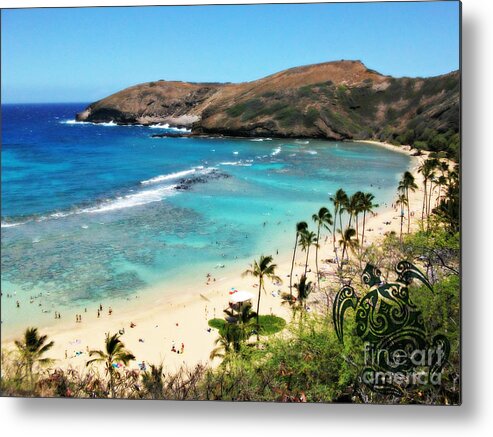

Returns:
1,140,441,374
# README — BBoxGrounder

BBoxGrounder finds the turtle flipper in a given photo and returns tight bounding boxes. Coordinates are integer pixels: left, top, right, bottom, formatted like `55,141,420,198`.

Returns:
395,261,433,292
333,285,358,343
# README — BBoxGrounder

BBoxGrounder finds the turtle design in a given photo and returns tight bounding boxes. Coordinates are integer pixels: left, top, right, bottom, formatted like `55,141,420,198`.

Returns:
333,261,450,395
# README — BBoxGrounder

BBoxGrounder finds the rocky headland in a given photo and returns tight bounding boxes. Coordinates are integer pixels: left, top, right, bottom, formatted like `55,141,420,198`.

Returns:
77,60,459,144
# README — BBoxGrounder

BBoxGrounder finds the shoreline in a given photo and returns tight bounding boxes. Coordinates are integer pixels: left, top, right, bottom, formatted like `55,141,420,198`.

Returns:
1,140,434,373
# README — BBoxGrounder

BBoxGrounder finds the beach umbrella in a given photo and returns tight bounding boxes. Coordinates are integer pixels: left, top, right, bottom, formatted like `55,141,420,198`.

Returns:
229,290,255,303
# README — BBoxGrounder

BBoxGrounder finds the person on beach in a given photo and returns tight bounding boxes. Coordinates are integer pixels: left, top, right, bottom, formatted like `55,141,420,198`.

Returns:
181,343,185,354
16,301,20,308
108,307,112,316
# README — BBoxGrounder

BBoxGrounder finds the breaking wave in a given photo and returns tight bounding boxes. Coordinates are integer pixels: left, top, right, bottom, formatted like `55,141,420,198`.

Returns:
148,123,191,133
1,166,223,228
61,119,119,127
140,166,214,185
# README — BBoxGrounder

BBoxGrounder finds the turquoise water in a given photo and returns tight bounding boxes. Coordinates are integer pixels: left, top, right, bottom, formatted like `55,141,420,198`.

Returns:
1,103,411,333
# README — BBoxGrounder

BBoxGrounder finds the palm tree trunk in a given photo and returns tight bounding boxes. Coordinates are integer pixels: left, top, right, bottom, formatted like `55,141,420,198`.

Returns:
109,366,115,398
316,225,321,290
406,187,411,233
355,215,359,244
427,182,434,230
332,206,338,252
400,214,403,244
361,211,367,249
422,180,427,223
28,360,34,389
289,236,298,296
304,246,310,276
359,211,367,270
256,277,262,342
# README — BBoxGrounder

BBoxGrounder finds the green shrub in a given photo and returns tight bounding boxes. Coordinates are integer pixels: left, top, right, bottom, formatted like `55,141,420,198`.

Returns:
303,108,319,127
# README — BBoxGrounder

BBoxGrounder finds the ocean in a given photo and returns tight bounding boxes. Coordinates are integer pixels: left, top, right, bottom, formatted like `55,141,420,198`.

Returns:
1,103,412,334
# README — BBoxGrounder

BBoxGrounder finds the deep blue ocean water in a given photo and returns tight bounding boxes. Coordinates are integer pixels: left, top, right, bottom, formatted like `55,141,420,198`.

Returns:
1,103,412,332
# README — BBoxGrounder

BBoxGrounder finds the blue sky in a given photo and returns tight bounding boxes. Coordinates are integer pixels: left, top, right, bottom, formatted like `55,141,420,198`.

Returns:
1,2,460,103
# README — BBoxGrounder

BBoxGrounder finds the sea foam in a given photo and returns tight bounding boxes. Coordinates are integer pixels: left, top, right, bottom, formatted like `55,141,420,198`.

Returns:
148,123,191,133
140,166,213,185
62,119,118,127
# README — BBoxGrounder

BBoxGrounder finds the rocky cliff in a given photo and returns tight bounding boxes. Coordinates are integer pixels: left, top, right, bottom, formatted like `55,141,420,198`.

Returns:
77,60,459,149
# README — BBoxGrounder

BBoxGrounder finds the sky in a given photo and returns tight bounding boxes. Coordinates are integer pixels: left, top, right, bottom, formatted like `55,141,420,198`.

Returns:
1,1,460,103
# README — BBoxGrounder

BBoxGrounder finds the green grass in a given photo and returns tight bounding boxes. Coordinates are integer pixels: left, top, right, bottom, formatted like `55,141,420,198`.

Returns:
208,318,226,331
257,315,286,335
208,315,286,336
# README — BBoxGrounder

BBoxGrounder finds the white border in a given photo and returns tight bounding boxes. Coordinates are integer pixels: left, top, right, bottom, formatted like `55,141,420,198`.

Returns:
2,0,493,436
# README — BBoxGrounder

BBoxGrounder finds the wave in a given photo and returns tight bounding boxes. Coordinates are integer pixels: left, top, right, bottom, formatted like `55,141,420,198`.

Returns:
81,185,177,214
271,146,282,156
2,166,223,228
62,119,118,127
249,137,273,142
306,150,318,155
295,140,310,145
1,221,26,228
2,185,178,228
61,120,192,132
219,160,253,167
148,123,191,133
140,166,216,185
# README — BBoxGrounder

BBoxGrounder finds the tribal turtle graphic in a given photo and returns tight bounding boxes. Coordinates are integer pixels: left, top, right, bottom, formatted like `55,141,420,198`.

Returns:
333,261,450,395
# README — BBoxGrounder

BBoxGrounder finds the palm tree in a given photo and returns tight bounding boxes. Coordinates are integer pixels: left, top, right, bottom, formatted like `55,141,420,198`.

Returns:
209,324,244,360
360,192,378,247
398,171,418,233
436,174,448,207
298,230,318,276
281,274,314,320
86,332,135,398
14,327,54,387
330,189,348,253
223,302,257,342
142,364,164,399
339,228,359,263
352,191,365,241
224,301,257,326
395,192,408,244
242,255,282,341
312,207,333,290
294,274,314,312
289,221,308,296
345,192,362,231
418,159,436,223
427,172,439,228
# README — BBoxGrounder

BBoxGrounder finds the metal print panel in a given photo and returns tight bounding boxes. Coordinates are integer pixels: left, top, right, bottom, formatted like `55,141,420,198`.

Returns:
0,1,461,404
